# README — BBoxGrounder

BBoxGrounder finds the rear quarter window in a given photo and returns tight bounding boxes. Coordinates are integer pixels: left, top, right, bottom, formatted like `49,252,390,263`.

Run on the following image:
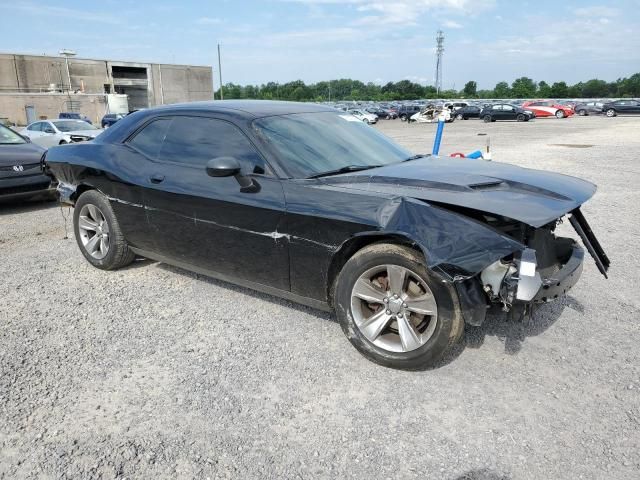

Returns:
127,118,171,159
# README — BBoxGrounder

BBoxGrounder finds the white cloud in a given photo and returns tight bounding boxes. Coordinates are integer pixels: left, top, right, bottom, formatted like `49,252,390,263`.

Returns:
574,6,619,17
196,17,223,25
442,20,463,29
286,0,495,25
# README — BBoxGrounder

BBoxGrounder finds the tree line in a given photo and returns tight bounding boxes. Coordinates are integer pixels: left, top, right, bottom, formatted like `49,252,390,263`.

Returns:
215,73,640,101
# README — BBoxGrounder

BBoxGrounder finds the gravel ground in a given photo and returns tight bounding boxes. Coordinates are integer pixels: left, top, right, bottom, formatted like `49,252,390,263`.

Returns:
1,115,639,479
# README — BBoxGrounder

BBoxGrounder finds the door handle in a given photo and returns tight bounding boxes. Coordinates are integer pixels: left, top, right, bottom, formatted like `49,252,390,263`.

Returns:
150,174,165,184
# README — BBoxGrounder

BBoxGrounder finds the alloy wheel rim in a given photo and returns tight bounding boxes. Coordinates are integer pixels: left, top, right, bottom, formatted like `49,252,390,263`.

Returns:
350,264,438,353
78,204,110,260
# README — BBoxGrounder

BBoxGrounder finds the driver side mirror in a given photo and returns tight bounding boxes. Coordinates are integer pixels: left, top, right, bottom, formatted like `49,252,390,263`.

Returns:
206,156,260,193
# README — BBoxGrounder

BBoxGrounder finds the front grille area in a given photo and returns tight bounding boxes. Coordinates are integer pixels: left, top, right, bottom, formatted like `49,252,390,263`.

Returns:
0,182,51,196
0,163,41,173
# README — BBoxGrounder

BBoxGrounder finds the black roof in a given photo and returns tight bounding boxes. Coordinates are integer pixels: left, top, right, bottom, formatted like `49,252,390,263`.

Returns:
150,100,335,118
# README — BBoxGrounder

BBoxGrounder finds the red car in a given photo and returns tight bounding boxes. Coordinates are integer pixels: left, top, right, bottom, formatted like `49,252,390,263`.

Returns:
522,100,574,118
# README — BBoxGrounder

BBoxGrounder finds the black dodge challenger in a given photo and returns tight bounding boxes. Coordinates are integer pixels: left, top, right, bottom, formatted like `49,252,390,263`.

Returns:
44,101,609,369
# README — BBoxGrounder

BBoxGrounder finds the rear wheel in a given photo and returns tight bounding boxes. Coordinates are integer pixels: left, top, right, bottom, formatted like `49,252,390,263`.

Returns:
555,110,566,118
606,109,616,117
73,190,136,270
334,243,463,370
483,115,492,123
455,113,463,120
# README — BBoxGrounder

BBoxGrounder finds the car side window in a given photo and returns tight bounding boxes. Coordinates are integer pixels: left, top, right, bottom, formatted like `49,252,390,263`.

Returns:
127,118,172,159
28,122,42,132
158,117,267,175
492,105,502,110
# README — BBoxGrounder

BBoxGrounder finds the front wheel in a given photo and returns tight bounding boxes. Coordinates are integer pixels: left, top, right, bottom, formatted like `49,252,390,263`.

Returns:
606,109,616,117
483,115,492,123
334,243,464,370
400,114,408,122
516,113,526,122
555,110,566,118
577,109,587,116
455,113,463,120
73,190,136,270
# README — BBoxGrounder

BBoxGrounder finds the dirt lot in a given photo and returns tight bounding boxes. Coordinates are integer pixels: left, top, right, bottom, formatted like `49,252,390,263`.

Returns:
1,115,639,479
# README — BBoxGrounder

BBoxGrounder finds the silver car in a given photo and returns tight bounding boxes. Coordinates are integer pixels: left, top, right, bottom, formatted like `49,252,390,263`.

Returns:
22,119,103,149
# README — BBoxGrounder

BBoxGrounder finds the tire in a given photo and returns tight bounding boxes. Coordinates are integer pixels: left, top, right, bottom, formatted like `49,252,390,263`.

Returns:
577,109,587,116
483,115,492,123
555,110,565,119
455,113,463,120
516,114,526,122
400,114,408,122
73,190,136,270
364,119,371,124
606,109,616,117
59,140,68,145
334,243,464,370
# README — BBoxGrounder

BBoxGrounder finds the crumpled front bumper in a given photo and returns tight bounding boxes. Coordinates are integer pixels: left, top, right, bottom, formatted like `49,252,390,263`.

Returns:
533,243,584,302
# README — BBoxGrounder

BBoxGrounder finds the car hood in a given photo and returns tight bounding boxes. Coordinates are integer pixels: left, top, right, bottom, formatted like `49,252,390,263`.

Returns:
318,156,596,227
0,142,46,166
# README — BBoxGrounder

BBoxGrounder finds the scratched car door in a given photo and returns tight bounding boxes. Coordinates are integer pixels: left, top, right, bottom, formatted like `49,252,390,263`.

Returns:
142,115,289,290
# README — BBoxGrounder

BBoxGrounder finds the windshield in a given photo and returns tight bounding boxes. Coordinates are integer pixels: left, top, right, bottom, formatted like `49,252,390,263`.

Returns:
53,120,97,132
0,125,26,144
252,112,412,178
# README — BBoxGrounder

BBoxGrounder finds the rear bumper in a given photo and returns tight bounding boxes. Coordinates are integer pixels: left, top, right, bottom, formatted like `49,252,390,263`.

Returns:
533,244,584,302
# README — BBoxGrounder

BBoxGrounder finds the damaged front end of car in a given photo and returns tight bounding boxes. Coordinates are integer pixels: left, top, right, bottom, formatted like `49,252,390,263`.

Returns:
461,207,609,324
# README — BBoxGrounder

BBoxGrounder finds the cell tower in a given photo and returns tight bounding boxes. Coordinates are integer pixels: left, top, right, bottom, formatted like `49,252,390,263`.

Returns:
435,30,445,94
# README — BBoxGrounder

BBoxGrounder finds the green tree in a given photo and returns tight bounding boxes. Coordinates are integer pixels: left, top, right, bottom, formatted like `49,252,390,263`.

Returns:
462,81,477,97
581,79,608,97
550,81,569,98
537,81,552,97
511,77,537,98
493,81,511,98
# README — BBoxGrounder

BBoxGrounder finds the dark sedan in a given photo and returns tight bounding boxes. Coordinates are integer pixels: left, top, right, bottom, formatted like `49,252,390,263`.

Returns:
601,99,640,117
574,102,604,116
0,124,54,201
101,113,126,128
453,105,482,120
480,104,534,122
44,101,608,370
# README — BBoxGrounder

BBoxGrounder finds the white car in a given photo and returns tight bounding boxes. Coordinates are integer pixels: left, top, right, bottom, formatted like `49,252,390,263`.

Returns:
22,119,103,149
349,110,378,124
410,106,453,123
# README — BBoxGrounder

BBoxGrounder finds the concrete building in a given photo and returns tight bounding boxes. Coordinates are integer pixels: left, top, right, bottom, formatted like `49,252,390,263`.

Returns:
0,53,214,125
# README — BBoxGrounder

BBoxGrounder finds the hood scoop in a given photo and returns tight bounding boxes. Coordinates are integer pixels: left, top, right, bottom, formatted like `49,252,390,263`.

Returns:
468,181,505,191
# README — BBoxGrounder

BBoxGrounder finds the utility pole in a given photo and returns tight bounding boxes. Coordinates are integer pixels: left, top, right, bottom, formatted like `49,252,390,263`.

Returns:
217,43,224,100
59,49,76,93
435,31,444,95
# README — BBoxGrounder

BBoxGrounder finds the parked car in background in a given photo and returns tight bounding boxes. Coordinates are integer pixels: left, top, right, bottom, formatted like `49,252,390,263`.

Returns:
398,105,421,121
22,119,103,149
522,101,574,118
480,104,534,122
574,102,604,116
365,107,391,119
601,99,640,117
0,123,54,201
59,112,92,124
453,105,482,120
349,109,378,124
44,100,608,370
101,113,126,128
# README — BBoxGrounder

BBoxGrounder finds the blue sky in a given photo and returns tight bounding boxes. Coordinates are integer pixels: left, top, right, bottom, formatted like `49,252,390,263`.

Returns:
2,0,639,89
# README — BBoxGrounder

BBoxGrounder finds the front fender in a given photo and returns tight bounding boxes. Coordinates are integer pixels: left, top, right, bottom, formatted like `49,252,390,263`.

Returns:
377,197,524,280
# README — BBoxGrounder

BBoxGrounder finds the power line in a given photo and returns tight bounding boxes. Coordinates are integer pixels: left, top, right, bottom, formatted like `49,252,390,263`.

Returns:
435,30,444,95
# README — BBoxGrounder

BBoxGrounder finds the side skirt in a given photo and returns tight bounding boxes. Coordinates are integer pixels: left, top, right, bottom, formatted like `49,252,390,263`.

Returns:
129,247,333,313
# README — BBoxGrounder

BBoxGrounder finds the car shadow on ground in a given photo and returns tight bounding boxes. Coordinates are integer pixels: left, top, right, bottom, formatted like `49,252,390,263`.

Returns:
453,469,511,480
464,295,584,355
148,260,582,369
0,197,57,215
